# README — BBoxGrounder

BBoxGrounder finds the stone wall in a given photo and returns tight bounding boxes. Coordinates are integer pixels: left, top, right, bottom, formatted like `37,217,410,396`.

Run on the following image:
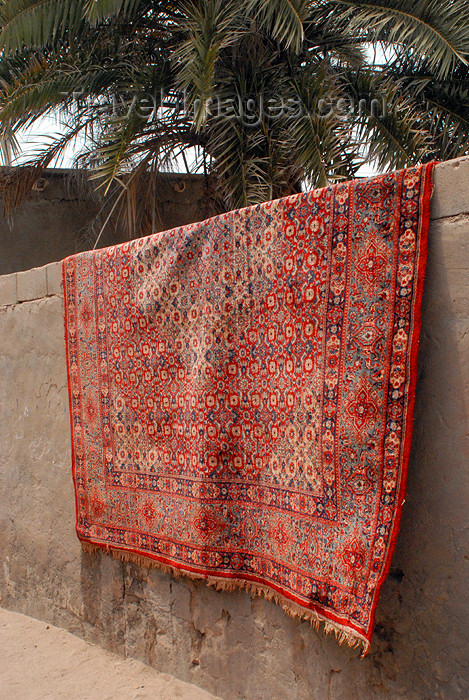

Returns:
0,169,212,275
0,158,468,700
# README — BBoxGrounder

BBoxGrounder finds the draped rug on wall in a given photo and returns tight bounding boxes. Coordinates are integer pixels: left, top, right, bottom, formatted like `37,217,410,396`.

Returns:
63,163,434,652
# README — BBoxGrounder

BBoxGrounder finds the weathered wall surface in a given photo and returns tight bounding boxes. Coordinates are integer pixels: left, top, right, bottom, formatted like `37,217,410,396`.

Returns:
0,169,212,275
0,158,468,700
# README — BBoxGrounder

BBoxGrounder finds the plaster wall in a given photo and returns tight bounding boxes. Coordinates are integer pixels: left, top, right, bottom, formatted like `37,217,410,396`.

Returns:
0,169,211,275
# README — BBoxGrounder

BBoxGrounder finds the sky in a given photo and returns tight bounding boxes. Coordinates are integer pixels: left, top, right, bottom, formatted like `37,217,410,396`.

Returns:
12,113,80,169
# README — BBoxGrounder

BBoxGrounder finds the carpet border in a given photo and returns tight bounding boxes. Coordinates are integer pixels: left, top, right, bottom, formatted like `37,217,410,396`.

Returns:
366,161,436,641
63,258,81,541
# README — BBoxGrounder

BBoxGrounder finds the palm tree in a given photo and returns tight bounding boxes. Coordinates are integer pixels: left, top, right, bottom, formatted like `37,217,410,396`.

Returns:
0,0,468,242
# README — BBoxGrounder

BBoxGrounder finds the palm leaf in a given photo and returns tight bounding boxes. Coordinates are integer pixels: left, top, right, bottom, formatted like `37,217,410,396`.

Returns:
243,0,310,52
0,119,20,164
0,0,85,50
0,0,142,49
330,0,469,78
390,59,469,160
83,0,140,24
174,0,246,129
283,58,356,186
345,68,434,170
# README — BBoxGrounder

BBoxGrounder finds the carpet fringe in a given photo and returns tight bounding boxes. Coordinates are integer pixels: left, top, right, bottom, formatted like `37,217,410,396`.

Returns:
80,540,369,654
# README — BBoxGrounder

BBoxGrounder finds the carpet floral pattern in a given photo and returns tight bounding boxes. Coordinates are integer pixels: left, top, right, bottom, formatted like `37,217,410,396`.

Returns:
64,164,434,651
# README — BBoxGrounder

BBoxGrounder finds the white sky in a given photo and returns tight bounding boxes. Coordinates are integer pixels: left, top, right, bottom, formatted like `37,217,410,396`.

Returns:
12,113,82,168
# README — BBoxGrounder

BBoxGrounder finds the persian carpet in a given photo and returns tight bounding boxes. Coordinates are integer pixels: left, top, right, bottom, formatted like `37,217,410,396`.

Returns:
64,163,435,651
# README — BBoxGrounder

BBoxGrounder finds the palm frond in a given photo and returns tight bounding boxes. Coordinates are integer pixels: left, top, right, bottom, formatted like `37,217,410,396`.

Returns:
244,0,311,52
345,68,434,171
0,119,20,164
174,0,246,129
331,0,469,78
0,0,85,50
83,0,141,25
304,4,366,67
0,0,144,50
88,113,147,191
0,55,80,128
284,58,357,186
389,59,469,160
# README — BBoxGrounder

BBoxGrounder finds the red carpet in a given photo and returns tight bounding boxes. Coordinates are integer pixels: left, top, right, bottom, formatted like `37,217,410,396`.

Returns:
64,164,434,651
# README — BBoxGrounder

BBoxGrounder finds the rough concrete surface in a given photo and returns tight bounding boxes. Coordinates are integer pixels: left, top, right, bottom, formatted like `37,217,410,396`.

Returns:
17,265,47,302
0,272,16,306
0,158,468,699
0,607,222,700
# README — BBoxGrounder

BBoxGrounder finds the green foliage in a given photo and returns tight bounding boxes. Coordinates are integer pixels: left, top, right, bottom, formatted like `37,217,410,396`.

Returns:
0,0,468,239
330,0,469,78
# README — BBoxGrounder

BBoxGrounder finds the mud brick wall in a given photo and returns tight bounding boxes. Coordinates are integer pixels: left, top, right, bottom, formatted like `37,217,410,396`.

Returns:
0,158,468,699
0,169,212,276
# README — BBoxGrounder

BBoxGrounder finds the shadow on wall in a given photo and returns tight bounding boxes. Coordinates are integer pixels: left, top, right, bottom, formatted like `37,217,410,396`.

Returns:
0,169,215,276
